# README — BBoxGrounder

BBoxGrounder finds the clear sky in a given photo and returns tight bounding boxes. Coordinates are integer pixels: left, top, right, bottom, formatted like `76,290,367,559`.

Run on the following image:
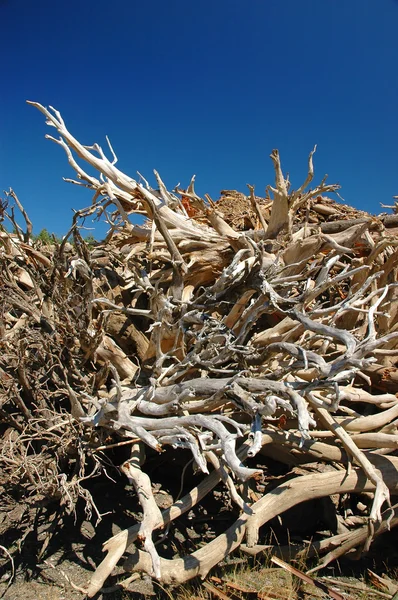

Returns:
1,0,398,237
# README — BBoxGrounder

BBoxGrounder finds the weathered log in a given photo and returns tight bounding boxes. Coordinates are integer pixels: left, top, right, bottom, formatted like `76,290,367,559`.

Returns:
320,214,398,233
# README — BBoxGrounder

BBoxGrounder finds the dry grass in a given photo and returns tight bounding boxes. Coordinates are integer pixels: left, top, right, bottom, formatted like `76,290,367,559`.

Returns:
109,553,398,600
165,566,391,600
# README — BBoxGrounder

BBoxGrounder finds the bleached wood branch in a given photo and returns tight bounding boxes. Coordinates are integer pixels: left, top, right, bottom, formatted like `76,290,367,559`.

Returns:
120,443,163,578
121,456,398,584
21,101,398,593
312,405,391,522
266,146,340,238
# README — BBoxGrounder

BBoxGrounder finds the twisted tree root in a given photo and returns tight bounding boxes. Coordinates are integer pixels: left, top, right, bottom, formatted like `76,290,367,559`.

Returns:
117,456,398,587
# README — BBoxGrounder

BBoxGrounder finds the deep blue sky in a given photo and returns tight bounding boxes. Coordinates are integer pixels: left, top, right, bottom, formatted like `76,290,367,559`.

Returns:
2,0,398,237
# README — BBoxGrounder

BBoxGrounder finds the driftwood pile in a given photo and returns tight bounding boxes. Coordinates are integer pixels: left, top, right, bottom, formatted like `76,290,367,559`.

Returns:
1,102,398,596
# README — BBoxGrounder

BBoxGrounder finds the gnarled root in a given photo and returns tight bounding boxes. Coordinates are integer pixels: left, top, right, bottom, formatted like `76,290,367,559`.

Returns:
120,456,398,587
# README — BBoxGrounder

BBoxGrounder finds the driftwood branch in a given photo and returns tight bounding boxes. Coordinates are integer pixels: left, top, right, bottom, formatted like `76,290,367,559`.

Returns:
266,146,340,238
1,101,398,595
